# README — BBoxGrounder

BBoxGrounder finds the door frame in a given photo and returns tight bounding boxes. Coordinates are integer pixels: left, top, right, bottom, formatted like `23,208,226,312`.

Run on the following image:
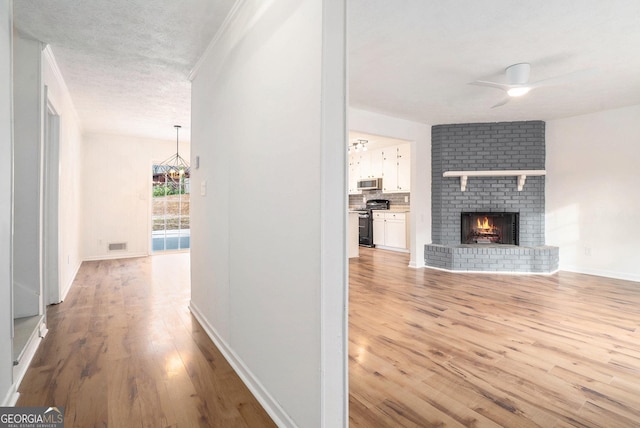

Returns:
42,91,60,305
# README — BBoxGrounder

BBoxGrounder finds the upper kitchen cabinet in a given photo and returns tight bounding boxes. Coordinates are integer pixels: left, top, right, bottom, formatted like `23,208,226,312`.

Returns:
396,143,411,191
347,131,411,195
382,143,411,193
356,148,383,179
369,148,383,179
348,152,360,194
348,148,384,194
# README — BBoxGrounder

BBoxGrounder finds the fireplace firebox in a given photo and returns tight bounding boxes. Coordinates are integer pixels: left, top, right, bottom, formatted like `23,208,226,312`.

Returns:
461,212,519,245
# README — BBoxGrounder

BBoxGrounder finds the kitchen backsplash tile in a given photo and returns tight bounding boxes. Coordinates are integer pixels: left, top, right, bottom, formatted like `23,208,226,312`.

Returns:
349,191,410,209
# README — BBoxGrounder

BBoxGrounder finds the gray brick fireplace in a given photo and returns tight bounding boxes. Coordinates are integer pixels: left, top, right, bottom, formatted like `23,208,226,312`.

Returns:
425,120,559,273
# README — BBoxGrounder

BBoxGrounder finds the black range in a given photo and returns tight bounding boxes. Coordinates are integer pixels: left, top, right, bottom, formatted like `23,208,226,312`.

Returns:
353,199,390,247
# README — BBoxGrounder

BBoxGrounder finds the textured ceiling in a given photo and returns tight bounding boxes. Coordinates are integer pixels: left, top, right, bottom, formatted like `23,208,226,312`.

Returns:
348,0,640,126
12,1,640,144
13,0,237,142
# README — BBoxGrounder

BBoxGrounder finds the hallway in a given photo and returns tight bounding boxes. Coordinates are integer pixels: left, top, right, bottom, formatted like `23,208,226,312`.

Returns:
16,253,275,427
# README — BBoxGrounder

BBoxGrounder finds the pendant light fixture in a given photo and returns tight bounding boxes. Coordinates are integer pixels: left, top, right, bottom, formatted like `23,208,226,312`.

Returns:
158,125,190,182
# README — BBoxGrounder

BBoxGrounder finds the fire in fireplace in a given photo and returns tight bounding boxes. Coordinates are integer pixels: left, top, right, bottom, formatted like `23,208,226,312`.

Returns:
461,212,519,245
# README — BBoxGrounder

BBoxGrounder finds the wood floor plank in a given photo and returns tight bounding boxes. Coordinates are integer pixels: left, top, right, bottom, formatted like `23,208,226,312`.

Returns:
107,357,142,428
18,245,640,426
17,254,275,428
349,247,640,427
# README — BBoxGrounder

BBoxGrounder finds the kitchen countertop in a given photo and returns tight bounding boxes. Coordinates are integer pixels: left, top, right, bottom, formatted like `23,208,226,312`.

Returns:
375,208,410,212
349,206,410,212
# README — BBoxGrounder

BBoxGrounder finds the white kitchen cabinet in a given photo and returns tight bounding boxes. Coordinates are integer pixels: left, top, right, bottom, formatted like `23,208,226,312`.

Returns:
396,143,411,192
356,148,383,179
381,143,411,193
372,215,386,246
368,148,384,179
357,151,371,179
348,152,361,195
348,148,385,194
381,147,397,193
348,143,408,194
348,211,359,258
372,211,409,251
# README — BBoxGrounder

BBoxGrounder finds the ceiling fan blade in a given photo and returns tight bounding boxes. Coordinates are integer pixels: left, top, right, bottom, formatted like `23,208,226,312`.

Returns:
491,97,511,108
529,68,598,88
469,80,510,92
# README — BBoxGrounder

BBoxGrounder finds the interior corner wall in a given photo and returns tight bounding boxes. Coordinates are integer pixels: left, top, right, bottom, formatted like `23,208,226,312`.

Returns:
348,107,431,267
0,0,15,406
189,1,346,426
546,104,640,282
42,49,83,301
81,133,190,260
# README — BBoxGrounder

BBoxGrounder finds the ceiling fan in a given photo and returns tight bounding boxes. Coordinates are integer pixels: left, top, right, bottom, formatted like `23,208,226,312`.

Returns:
470,63,591,108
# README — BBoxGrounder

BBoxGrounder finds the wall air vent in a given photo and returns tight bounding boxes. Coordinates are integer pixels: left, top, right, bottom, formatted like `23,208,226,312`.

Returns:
108,242,127,251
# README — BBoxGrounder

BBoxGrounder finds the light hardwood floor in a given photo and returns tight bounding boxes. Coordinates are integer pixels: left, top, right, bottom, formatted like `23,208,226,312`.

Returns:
18,249,640,427
17,253,275,427
349,247,640,427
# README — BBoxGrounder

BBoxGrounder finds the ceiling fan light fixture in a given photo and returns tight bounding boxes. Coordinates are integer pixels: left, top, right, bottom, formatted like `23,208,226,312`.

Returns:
507,86,531,97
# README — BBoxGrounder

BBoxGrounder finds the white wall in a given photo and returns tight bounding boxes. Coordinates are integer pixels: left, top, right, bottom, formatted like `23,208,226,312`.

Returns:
0,0,14,406
42,48,83,301
546,104,640,282
189,0,346,426
349,107,431,267
81,133,190,260
12,33,42,317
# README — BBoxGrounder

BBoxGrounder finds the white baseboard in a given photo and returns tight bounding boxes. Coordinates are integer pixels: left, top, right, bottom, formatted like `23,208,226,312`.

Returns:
1,387,19,406
83,251,148,262
560,265,640,283
374,245,409,253
188,302,295,428
408,260,425,269
10,319,46,405
59,260,82,302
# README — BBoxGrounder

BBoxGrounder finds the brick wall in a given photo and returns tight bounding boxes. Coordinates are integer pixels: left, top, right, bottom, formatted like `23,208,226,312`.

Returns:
432,121,545,246
425,244,559,273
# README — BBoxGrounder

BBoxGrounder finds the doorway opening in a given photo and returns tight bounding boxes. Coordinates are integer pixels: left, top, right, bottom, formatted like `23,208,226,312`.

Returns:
151,164,190,252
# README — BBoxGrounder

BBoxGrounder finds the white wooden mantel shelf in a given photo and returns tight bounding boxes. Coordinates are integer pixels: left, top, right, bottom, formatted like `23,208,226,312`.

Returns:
443,170,547,192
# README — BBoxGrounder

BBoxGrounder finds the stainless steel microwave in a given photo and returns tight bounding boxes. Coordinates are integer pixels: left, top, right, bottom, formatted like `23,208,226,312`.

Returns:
357,178,382,190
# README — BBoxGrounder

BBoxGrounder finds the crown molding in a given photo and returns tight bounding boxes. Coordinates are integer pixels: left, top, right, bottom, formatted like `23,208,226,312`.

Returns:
188,0,247,81
41,45,81,125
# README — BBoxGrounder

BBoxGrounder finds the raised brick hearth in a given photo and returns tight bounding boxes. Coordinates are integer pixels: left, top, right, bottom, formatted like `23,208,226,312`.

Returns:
425,120,559,273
